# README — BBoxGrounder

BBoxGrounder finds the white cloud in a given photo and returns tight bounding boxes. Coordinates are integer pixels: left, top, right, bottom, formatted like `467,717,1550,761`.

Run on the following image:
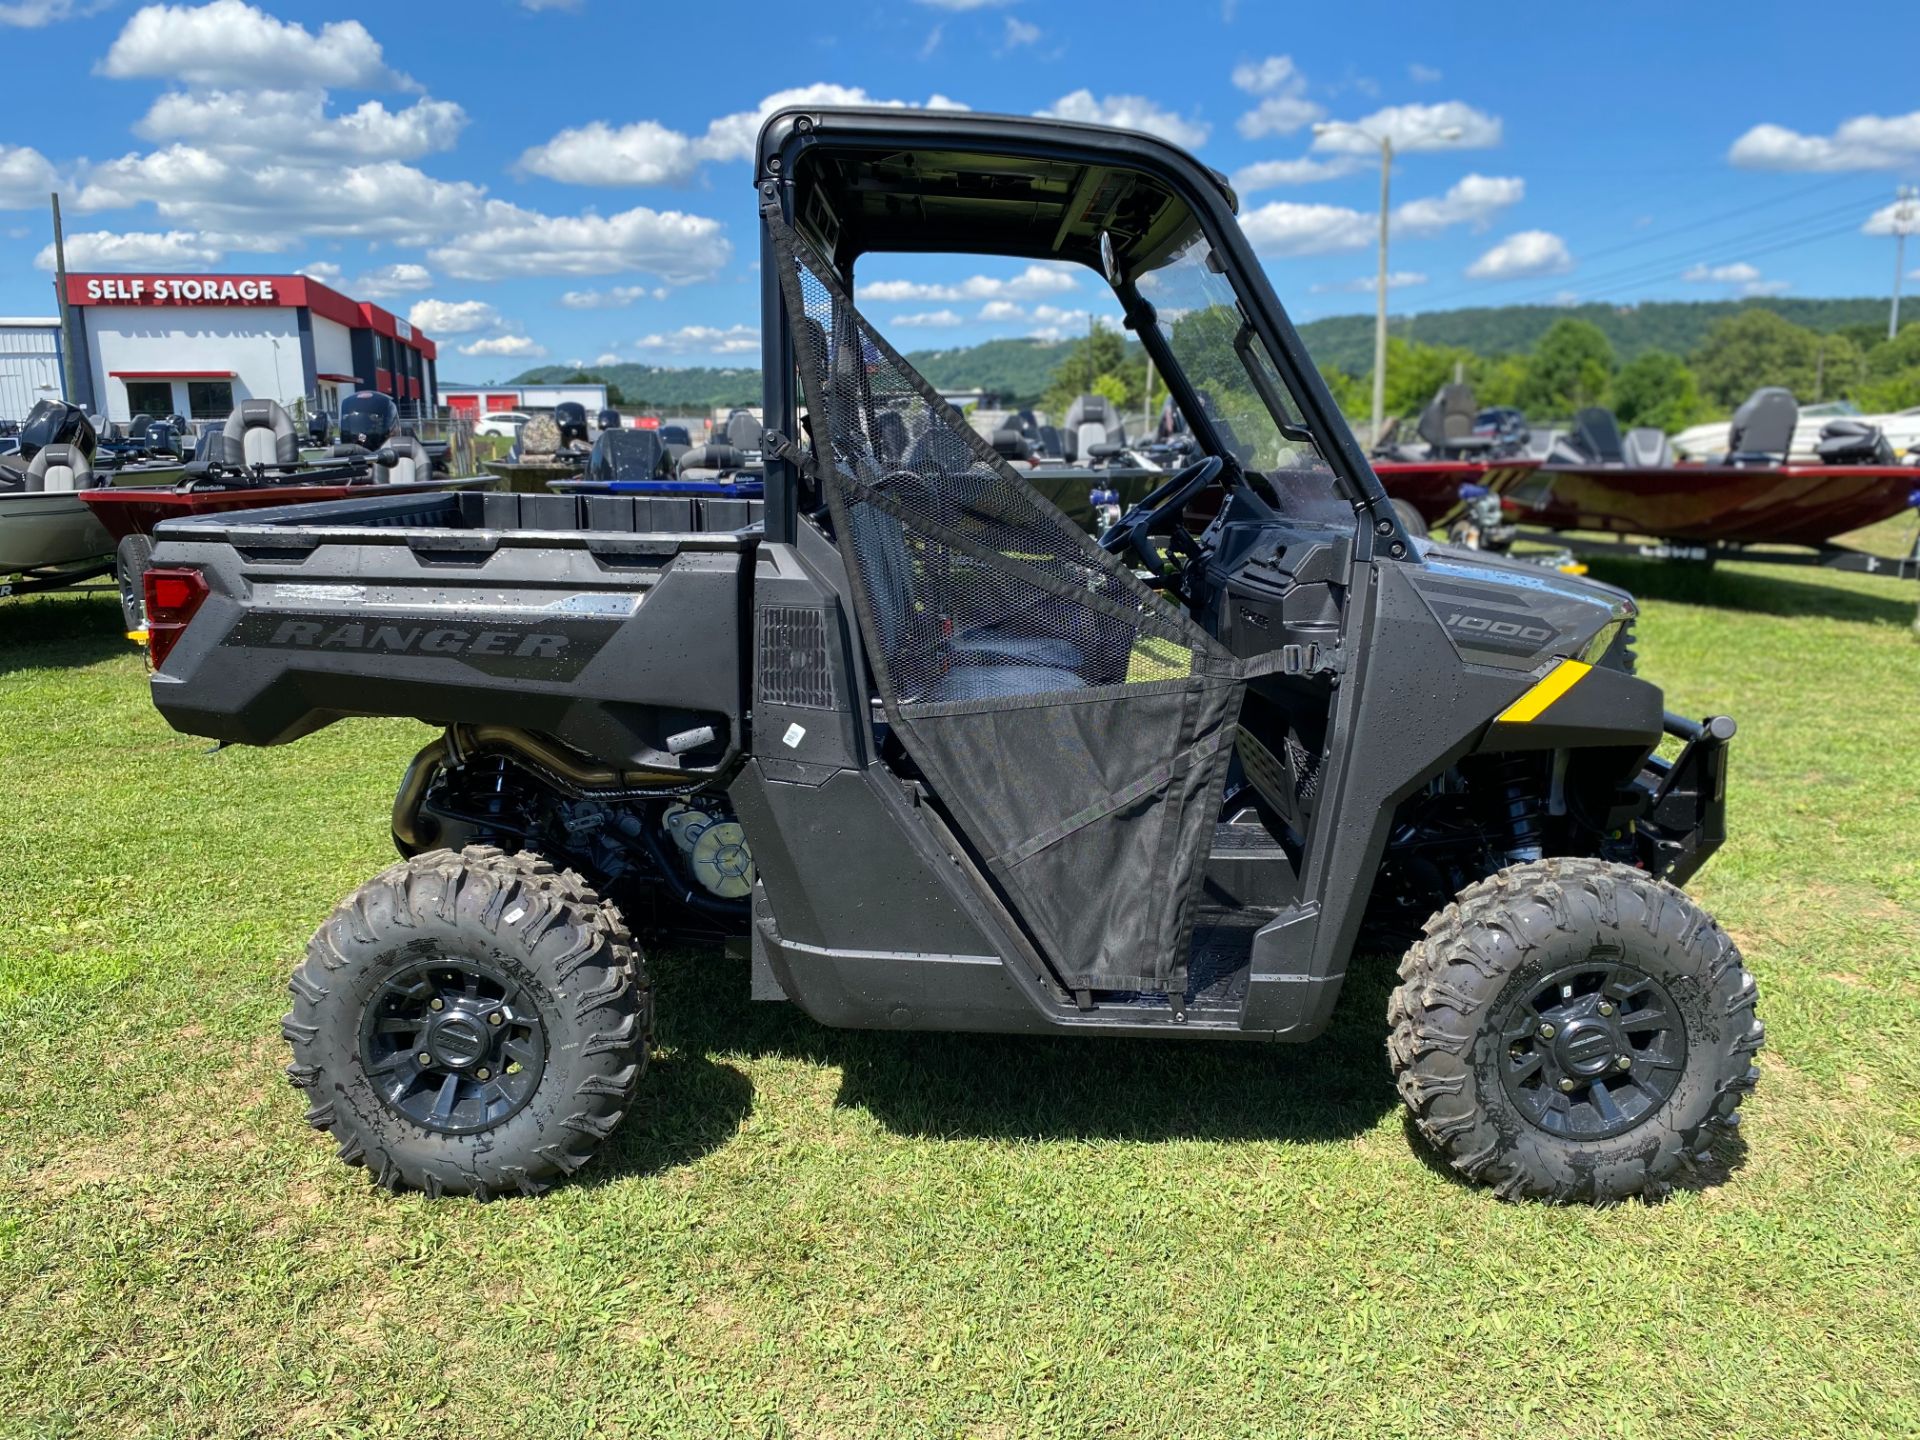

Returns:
892,309,966,327
973,300,1094,338
136,90,464,162
1863,198,1920,236
517,120,697,187
352,262,432,298
1682,261,1762,284
0,0,93,24
1393,173,1523,234
1038,91,1209,149
34,228,223,271
559,285,658,309
298,260,342,284
1003,16,1040,47
1232,155,1359,192
591,352,622,366
636,324,760,356
408,298,503,335
430,201,731,283
1311,101,1501,153
1238,96,1325,140
1730,113,1920,172
1232,56,1301,95
99,0,413,90
459,334,547,359
1409,63,1442,83
1466,230,1572,280
1240,201,1375,256
0,144,59,207
1310,271,1427,294
856,263,1078,304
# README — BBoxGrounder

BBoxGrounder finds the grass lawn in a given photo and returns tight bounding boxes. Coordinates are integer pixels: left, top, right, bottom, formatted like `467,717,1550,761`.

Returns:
2,519,1917,1438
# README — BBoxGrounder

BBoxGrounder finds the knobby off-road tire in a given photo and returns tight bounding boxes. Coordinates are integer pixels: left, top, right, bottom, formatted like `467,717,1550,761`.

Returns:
282,845,649,1198
116,533,154,631
1388,857,1761,1203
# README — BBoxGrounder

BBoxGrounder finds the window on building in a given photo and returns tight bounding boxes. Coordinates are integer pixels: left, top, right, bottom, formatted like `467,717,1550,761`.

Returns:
186,380,235,420
124,380,173,417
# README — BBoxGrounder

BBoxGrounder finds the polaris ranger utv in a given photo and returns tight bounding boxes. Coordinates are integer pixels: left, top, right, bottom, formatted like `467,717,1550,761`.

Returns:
145,108,1758,1203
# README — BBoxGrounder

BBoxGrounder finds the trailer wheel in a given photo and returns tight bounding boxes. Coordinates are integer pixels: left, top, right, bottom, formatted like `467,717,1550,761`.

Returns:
282,845,649,1198
1388,857,1760,1203
115,533,154,631
1389,498,1429,538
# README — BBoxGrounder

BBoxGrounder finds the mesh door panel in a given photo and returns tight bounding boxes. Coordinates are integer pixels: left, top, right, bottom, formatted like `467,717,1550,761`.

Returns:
770,215,1243,993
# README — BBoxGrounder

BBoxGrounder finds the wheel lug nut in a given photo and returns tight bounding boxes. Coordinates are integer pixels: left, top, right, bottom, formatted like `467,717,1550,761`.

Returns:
429,998,444,1011
476,1068,491,1081
1597,1002,1614,1017
417,1052,433,1066
1617,1054,1633,1070
1538,1022,1555,1039
488,1012,503,1026
1558,1078,1577,1092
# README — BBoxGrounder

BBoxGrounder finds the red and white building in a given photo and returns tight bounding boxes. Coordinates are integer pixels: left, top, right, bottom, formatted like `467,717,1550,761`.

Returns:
60,273,439,423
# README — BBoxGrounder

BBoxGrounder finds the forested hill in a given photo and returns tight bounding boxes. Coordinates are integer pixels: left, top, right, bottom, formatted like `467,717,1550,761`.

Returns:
1295,298,1895,374
516,297,1899,409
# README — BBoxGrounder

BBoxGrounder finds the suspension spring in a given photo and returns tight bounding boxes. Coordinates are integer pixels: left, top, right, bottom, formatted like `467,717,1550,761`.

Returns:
1482,753,1546,865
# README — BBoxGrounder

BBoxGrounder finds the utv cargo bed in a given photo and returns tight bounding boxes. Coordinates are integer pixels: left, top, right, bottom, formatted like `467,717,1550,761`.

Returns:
147,489,763,775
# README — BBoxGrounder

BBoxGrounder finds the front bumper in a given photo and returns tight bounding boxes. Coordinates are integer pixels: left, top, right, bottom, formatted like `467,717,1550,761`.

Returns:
1635,710,1735,885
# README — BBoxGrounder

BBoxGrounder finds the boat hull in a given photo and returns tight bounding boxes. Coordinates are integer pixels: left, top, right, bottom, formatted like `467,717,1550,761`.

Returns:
1371,458,1542,526
79,476,497,543
0,490,114,576
1504,463,1920,547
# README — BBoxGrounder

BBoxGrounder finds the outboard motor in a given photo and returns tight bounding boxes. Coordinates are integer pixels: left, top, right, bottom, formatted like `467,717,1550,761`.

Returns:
146,419,182,457
596,408,621,432
308,411,333,448
1814,418,1893,466
17,398,97,463
1567,407,1627,465
554,401,590,449
339,391,398,451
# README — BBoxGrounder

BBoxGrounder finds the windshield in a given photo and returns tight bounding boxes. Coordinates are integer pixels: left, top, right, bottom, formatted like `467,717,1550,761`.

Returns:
1138,227,1350,523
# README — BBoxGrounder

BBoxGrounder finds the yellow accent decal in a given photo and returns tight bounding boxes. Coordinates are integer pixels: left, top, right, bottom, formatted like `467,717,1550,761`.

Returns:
1497,659,1591,724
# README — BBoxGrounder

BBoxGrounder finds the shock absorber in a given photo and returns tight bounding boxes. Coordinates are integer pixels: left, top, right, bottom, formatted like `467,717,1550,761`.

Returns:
1480,753,1546,866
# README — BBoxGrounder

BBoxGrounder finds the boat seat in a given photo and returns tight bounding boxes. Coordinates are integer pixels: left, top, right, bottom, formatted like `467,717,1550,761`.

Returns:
1724,386,1797,465
1062,395,1125,461
1570,408,1627,465
724,411,764,453
924,664,1089,703
1416,383,1493,457
220,399,299,467
1623,427,1673,468
24,443,93,492
377,436,434,485
991,428,1033,461
677,442,743,476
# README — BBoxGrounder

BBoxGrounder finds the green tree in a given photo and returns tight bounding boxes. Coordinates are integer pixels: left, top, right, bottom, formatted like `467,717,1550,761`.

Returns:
1518,318,1614,417
1379,336,1477,419
1855,323,1920,411
1470,354,1530,409
1043,325,1136,418
1611,350,1707,432
1317,365,1369,422
1689,310,1824,409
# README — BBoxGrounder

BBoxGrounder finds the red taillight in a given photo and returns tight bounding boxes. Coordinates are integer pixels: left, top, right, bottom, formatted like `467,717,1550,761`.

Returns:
143,566,209,670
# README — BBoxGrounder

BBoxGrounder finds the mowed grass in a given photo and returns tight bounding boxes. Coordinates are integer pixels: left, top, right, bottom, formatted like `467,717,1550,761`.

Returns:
2,519,1918,1439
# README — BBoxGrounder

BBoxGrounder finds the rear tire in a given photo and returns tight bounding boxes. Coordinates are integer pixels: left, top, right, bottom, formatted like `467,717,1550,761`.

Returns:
116,533,154,631
1388,857,1760,1203
1389,497,1429,537
282,845,648,1198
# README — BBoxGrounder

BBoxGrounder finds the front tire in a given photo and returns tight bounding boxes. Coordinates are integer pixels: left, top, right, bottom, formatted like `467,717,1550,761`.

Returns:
1388,858,1761,1203
282,845,648,1198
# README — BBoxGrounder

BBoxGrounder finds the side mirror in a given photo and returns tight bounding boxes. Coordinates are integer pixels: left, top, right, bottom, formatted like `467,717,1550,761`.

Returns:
375,447,399,468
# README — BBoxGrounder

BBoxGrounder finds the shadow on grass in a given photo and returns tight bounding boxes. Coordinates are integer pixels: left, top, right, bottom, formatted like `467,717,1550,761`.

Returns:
584,1050,758,1187
1580,555,1917,626
620,945,1404,1153
0,585,131,675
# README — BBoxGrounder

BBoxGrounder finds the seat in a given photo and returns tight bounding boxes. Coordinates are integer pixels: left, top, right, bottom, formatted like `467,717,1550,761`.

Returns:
220,399,299,467
1568,408,1626,465
127,413,153,440
1062,394,1124,461
990,428,1033,461
925,664,1090,702
192,427,222,463
1416,383,1493,457
724,410,764,453
376,435,434,485
24,443,94,492
1622,427,1673,468
1724,387,1797,466
676,442,743,476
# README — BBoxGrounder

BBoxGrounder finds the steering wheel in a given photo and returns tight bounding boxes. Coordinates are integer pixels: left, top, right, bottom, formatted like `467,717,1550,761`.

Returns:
1097,455,1223,576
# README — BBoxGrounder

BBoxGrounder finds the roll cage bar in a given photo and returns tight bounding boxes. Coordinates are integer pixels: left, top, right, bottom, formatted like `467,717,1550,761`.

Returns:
752,106,1413,561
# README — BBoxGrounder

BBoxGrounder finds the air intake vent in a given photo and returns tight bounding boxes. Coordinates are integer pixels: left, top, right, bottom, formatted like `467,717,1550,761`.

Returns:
757,605,836,710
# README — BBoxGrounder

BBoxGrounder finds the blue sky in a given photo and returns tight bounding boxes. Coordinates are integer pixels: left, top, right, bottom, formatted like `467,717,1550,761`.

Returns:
0,0,1916,380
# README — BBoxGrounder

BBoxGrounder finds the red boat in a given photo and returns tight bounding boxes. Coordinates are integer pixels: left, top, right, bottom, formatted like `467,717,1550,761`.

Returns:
1500,461,1920,549
81,474,487,545
1371,457,1540,528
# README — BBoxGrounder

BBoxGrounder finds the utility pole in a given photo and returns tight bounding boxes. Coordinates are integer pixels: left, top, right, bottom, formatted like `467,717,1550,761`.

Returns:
1312,119,1462,447
1891,185,1916,340
49,192,78,406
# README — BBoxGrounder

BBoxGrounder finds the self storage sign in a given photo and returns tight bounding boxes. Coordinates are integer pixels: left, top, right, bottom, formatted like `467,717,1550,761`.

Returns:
65,274,293,306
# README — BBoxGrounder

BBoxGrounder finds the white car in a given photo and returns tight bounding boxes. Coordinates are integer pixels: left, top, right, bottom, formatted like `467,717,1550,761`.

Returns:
473,410,531,438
